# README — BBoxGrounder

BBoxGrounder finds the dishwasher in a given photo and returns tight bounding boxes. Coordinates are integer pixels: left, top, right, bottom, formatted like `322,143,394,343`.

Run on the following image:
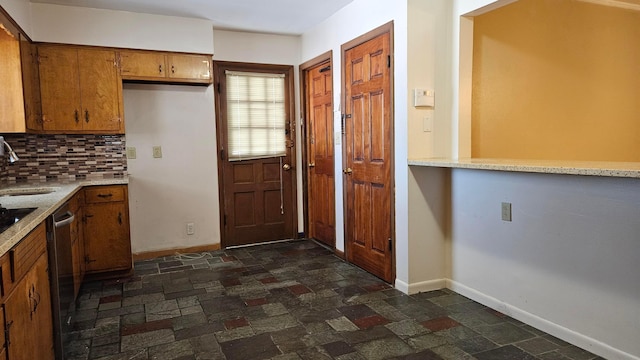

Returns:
47,202,76,360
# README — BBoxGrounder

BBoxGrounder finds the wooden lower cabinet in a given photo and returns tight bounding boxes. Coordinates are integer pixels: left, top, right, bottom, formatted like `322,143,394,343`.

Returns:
3,252,54,360
83,185,132,274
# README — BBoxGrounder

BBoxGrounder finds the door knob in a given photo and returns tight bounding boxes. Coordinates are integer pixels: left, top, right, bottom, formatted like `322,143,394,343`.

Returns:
343,167,353,174
308,162,316,168
283,164,291,171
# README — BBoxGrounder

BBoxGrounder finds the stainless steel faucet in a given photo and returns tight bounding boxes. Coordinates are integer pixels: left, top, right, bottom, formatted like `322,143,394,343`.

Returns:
0,136,19,163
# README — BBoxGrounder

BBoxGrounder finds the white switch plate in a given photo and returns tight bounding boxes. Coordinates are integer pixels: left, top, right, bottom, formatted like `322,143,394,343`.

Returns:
126,147,137,159
186,222,195,235
152,146,162,158
335,131,342,145
423,111,434,132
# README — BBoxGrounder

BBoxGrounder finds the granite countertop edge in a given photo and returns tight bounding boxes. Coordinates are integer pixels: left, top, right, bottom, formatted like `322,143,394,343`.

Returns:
0,177,129,257
408,158,640,178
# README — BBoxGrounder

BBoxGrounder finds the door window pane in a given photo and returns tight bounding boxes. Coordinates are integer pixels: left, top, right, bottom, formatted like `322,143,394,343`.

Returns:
226,71,286,161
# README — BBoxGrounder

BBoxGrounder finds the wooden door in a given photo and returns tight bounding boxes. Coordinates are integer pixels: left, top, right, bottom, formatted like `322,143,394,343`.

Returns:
343,28,394,282
215,62,297,247
4,254,54,360
38,46,83,131
77,49,122,132
305,61,335,247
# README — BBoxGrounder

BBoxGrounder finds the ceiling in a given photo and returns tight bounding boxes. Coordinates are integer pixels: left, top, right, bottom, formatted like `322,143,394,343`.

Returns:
28,0,355,35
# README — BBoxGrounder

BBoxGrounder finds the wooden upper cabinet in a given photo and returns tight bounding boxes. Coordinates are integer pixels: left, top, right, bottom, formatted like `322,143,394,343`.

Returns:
38,45,123,134
167,53,211,82
0,22,26,133
19,34,42,132
119,50,212,84
119,50,166,78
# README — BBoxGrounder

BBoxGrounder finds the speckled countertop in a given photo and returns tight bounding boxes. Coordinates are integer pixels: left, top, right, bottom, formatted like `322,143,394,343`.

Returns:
408,158,640,178
0,177,129,257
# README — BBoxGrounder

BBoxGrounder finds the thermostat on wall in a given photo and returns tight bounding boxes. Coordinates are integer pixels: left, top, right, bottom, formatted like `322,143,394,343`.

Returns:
414,88,435,107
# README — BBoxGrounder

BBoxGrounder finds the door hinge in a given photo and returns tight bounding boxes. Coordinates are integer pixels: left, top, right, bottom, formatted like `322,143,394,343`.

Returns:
388,238,393,252
220,149,225,160
387,55,391,68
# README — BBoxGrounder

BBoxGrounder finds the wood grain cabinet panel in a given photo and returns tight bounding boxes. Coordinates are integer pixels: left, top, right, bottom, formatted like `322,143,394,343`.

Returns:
167,53,211,82
38,45,123,134
119,50,212,84
3,227,54,360
119,50,167,79
83,185,132,274
0,22,26,132
19,34,42,132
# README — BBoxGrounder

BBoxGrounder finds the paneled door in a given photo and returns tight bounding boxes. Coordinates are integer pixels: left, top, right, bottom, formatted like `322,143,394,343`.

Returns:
215,61,297,247
304,59,335,247
343,25,394,282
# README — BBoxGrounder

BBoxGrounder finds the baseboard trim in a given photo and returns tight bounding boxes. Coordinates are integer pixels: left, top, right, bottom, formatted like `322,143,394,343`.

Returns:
133,244,221,261
334,248,345,260
395,278,446,295
447,280,639,360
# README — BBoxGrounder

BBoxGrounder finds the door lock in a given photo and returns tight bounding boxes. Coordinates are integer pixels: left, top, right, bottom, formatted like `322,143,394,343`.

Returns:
343,167,353,175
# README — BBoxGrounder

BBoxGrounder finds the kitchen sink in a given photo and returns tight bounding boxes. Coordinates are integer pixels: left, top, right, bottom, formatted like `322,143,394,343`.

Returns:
0,187,58,196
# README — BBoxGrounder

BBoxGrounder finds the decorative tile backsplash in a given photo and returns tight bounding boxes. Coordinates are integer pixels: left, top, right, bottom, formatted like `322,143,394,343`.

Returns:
0,134,127,183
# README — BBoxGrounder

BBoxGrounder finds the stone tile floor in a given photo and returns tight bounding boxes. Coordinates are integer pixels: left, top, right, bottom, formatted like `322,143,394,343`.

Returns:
67,240,603,360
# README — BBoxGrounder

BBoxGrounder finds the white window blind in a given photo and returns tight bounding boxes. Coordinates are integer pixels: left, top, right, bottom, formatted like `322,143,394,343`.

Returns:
226,70,286,161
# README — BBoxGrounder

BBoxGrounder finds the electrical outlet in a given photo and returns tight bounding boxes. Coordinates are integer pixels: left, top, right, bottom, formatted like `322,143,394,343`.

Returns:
501,202,512,222
152,146,162,158
186,222,195,235
126,147,137,159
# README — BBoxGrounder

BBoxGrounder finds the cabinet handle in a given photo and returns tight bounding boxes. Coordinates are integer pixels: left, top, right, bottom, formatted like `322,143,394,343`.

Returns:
74,110,79,123
159,64,163,74
97,193,113,198
85,110,90,123
171,65,175,74
84,255,96,264
118,212,123,225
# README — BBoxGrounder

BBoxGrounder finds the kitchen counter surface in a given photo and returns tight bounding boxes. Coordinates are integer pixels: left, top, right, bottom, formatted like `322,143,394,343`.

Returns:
0,177,129,257
408,158,640,178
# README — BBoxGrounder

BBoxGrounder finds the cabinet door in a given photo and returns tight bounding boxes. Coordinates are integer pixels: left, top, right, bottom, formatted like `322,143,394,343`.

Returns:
84,202,131,273
0,25,26,132
4,254,54,360
167,54,212,82
120,50,167,79
20,34,41,131
77,49,122,132
38,46,82,131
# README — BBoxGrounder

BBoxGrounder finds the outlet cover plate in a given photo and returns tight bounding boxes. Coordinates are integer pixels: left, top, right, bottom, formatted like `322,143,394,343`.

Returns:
501,202,512,222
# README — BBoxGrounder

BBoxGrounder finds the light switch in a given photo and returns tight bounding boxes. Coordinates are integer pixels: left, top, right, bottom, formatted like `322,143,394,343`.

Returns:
152,146,162,158
126,147,137,159
335,131,342,146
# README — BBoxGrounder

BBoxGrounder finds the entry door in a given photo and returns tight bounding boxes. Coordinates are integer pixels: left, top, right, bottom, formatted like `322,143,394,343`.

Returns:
305,60,335,247
214,62,297,247
343,27,394,282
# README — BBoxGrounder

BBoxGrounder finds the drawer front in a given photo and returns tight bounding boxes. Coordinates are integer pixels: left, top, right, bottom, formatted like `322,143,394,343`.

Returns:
9,222,46,283
84,185,125,203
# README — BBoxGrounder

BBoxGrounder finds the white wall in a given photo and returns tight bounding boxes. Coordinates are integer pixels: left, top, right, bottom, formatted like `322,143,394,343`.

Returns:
213,30,304,231
0,0,32,36
449,170,640,359
123,84,220,254
300,0,409,287
30,3,213,53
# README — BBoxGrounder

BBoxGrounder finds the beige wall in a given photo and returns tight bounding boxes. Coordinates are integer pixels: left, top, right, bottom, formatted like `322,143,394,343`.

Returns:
471,0,640,161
